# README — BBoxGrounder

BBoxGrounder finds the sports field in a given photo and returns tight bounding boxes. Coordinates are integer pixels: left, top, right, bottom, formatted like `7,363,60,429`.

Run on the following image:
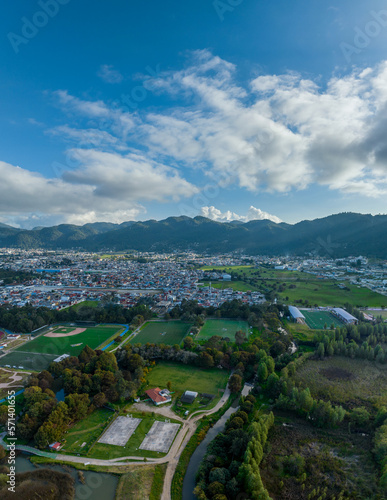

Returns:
197,319,249,341
301,310,344,330
130,321,191,345
0,324,122,371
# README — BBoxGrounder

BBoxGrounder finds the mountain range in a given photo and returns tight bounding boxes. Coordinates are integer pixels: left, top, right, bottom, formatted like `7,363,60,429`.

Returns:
0,213,386,258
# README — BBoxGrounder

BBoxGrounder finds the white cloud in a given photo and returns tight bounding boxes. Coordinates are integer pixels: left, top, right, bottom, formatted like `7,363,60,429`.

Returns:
0,154,198,227
7,51,387,227
97,64,123,84
132,51,387,197
200,206,282,224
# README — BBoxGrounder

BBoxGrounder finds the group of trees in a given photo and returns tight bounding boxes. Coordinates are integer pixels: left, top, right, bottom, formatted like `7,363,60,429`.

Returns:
194,394,263,500
373,407,387,489
275,387,346,428
239,412,275,500
0,302,153,333
15,345,147,449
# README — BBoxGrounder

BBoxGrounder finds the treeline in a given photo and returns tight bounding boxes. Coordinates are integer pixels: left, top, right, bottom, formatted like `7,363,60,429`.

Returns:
166,299,286,327
0,302,153,333
194,394,274,500
240,412,274,500
14,345,146,449
129,334,294,382
374,407,387,491
275,387,346,428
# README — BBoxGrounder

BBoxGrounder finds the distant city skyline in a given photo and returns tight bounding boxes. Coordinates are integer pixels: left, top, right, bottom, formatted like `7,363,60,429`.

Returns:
1,1,387,228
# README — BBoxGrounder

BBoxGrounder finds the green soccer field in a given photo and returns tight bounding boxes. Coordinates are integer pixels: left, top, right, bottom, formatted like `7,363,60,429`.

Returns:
301,310,344,330
0,325,123,372
197,319,250,341
130,321,192,345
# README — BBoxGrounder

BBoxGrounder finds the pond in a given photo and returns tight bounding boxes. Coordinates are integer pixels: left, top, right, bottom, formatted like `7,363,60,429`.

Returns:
15,454,119,500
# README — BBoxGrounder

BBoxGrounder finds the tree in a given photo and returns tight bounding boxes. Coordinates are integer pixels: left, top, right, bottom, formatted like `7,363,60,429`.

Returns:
257,362,268,383
350,407,370,427
198,351,214,368
235,330,247,346
183,336,194,349
0,444,6,460
93,392,107,408
167,381,172,391
317,343,325,359
228,374,242,394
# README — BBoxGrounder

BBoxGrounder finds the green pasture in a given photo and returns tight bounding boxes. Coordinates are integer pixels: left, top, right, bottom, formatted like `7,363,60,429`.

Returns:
145,361,229,403
130,321,191,345
198,319,249,341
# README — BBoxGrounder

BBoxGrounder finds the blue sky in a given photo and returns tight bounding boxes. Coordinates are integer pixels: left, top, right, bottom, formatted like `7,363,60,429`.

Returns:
1,0,387,228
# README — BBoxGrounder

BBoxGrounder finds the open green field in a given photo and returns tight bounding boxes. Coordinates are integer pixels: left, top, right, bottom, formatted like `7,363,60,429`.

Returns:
198,319,249,341
200,280,260,292
201,265,387,307
130,321,191,345
89,411,181,459
62,408,114,454
115,464,167,500
301,310,344,330
294,356,387,407
145,361,229,403
370,309,387,319
0,325,122,371
67,300,100,310
0,351,58,371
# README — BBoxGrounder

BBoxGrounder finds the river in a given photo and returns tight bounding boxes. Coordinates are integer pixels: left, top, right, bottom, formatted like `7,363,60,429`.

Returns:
182,387,253,500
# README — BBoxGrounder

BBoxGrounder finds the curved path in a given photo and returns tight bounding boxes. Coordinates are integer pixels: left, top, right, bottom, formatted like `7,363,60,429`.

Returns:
0,377,234,499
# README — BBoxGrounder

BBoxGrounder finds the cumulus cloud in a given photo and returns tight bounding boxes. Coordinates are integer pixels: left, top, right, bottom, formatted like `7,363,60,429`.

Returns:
49,53,387,199
0,154,198,227
200,206,282,224
4,50,387,227
135,51,387,197
97,64,124,84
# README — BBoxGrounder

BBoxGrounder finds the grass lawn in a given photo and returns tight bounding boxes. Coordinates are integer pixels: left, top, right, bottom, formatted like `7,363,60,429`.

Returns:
371,309,387,319
198,319,249,341
279,280,387,308
201,280,260,292
145,361,229,416
67,300,100,310
0,351,58,371
301,310,344,330
201,265,387,308
115,464,167,500
89,411,181,459
62,408,114,454
294,356,387,408
130,321,192,346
